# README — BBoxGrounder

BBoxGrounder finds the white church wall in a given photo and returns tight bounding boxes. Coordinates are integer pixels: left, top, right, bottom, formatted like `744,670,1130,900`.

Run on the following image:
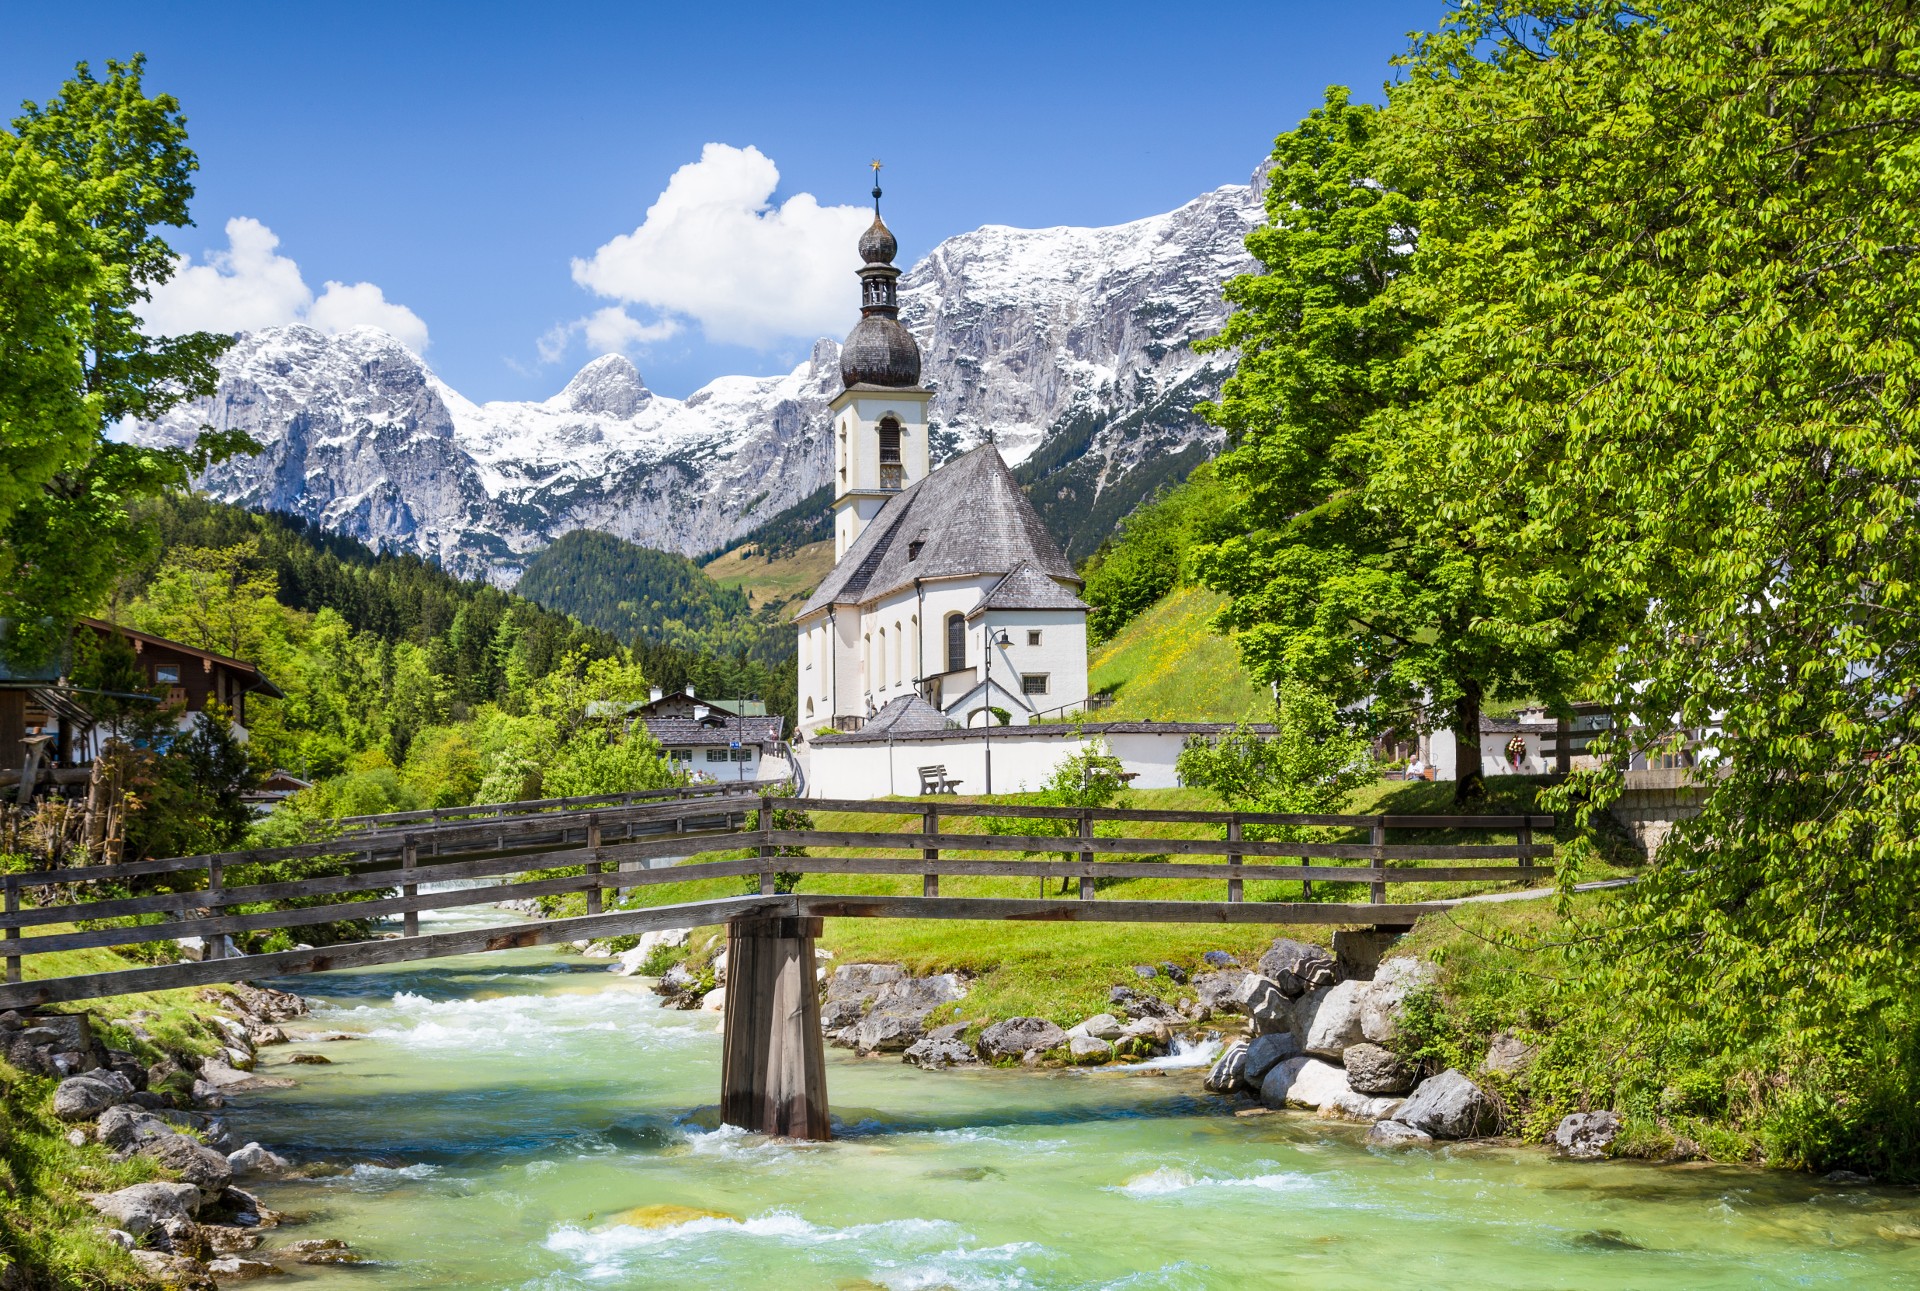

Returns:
806,728,1197,800
973,608,1088,716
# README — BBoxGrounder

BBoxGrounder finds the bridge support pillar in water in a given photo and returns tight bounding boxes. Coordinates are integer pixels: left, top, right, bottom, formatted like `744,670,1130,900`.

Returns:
719,915,830,1140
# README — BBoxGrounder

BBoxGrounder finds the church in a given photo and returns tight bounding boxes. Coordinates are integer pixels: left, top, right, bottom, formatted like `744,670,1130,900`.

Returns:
794,184,1090,740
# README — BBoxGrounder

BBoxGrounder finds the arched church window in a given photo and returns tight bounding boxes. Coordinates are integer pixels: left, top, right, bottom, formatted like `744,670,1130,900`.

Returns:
878,417,902,464
946,612,965,674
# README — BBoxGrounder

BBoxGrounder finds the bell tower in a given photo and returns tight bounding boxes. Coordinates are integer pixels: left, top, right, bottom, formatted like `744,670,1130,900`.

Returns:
830,163,931,559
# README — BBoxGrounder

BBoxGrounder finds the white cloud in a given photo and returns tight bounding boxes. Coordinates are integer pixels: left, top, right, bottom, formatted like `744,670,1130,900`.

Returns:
142,217,430,352
538,307,680,364
566,143,869,352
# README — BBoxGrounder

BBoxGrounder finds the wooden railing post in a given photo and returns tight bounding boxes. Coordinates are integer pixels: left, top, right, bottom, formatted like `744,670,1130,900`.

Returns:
402,836,419,937
1369,819,1387,905
206,857,225,960
921,807,939,898
4,875,18,984
1226,816,1243,903
1077,810,1094,901
1518,818,1534,881
586,814,604,915
758,794,777,896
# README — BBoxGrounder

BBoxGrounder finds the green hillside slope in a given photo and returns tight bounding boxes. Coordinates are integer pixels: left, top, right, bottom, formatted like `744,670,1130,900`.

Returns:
1087,585,1266,722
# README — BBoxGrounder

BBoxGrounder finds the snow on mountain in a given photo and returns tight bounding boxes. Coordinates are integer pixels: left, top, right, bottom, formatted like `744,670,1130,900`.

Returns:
124,173,1262,581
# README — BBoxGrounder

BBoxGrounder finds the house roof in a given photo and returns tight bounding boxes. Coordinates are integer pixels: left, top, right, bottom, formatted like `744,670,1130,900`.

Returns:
799,445,1080,616
967,561,1089,619
861,694,957,736
76,618,286,699
641,714,786,748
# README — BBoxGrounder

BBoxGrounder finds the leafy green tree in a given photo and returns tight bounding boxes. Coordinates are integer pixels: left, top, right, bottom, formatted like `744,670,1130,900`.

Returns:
1371,0,1920,1172
987,740,1132,893
1194,87,1615,800
1080,464,1235,643
1176,682,1373,823
0,58,250,663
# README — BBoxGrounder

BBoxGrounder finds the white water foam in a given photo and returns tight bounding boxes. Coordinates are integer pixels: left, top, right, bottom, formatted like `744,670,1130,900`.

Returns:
326,1161,447,1192
1132,1036,1222,1070
1114,1165,1315,1197
316,987,697,1055
546,1212,978,1279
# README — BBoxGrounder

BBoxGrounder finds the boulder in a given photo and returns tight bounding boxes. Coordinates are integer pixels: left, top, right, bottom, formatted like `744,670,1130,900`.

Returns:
1201,950,1238,968
1395,1069,1494,1139
1241,1031,1301,1086
1551,1110,1622,1160
1107,986,1177,1022
196,1060,294,1093
0,1031,52,1076
1192,969,1249,1013
247,1027,287,1048
1130,964,1158,980
226,1143,290,1179
699,988,726,1012
841,973,967,1054
848,1011,918,1053
902,1036,980,1070
1483,1032,1538,1075
1116,1018,1171,1056
977,1017,1067,1060
1067,1013,1125,1042
1294,980,1369,1059
203,1226,264,1255
144,1132,235,1197
1232,975,1294,1036
205,1257,284,1281
1257,939,1336,997
131,1249,217,1289
86,1181,203,1236
614,927,690,976
1326,1092,1406,1122
1343,1042,1416,1095
1359,958,1437,1045
1367,1119,1435,1148
53,1073,131,1121
1258,1056,1353,1112
1204,1041,1248,1093
1069,1035,1113,1062
1157,962,1188,983
98,1104,177,1153
652,964,705,1010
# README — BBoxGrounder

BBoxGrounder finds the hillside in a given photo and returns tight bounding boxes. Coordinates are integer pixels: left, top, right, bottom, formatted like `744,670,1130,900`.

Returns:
519,530,757,651
701,539,835,624
1086,585,1265,722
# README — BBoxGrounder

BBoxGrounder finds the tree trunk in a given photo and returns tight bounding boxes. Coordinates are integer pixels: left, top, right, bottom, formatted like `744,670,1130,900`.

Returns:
1453,685,1485,804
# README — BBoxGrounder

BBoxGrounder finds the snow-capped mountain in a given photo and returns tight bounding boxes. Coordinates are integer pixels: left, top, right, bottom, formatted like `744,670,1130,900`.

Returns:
125,175,1261,581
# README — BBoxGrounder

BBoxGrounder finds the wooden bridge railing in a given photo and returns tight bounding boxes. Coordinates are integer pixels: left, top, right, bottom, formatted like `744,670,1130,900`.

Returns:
0,793,1553,1006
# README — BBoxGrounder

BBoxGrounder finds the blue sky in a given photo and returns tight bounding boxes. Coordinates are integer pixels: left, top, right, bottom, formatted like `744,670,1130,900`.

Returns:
4,1,1441,402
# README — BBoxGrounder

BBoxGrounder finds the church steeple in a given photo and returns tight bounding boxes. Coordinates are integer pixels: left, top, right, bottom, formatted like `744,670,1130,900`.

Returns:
840,164,920,389
829,162,931,559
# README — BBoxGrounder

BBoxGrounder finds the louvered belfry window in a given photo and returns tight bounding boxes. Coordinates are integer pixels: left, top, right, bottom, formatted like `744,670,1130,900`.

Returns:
946,613,966,673
879,418,902,463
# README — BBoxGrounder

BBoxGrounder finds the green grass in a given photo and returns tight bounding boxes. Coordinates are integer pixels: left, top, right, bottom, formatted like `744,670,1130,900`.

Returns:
701,539,836,622
1084,586,1266,722
587,779,1643,1026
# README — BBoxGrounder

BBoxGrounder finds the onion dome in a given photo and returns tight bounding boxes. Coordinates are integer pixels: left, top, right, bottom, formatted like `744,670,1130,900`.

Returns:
858,215,897,265
840,166,922,390
841,313,922,387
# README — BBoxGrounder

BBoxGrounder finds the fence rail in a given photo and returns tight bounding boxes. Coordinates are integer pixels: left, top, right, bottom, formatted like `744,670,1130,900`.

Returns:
0,793,1553,1006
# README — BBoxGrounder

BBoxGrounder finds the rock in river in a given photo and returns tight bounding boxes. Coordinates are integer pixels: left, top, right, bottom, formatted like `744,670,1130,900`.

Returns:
1232,974,1294,1036
1205,1041,1248,1093
1343,1042,1416,1095
1257,938,1335,997
86,1181,202,1237
978,1017,1067,1059
1294,980,1369,1059
1241,1031,1301,1086
1551,1110,1622,1159
1395,1069,1494,1139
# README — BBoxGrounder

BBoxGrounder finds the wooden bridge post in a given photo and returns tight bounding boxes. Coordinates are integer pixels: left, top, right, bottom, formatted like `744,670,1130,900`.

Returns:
206,858,225,960
402,837,419,938
3,875,17,984
921,807,939,898
1369,819,1387,905
720,915,829,1140
1077,810,1094,901
586,815,603,916
757,795,776,896
1226,816,1243,903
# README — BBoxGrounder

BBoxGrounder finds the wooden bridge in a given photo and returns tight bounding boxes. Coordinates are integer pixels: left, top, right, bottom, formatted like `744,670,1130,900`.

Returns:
0,784,1552,1140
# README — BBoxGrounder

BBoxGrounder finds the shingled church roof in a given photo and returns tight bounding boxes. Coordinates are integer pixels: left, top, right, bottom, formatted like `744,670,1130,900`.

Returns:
967,560,1089,617
799,445,1080,616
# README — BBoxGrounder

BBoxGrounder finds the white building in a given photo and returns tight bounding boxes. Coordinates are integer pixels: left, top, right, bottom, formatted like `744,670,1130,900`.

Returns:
794,186,1090,740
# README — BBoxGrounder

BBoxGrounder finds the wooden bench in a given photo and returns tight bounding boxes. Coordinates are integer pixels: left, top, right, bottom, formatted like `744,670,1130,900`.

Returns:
917,765,961,795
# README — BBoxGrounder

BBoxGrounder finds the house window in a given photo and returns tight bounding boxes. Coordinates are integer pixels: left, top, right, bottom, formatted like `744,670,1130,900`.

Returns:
154,664,181,685
670,748,692,762
706,749,729,763
946,613,966,673
1027,630,1042,647
1021,674,1049,696
731,748,752,762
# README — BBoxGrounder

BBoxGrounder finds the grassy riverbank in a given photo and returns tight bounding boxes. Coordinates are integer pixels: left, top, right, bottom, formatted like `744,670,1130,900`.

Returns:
0,937,236,1288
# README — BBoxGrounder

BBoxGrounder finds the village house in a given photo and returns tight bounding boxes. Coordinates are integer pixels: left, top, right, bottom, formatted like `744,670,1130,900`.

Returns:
627,688,789,783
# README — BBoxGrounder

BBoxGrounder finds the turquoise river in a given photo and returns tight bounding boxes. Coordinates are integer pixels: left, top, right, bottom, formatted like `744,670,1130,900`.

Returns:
221,905,1920,1289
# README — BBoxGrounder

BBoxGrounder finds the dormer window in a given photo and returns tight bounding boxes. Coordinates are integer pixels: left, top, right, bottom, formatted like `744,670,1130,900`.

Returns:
908,539,924,561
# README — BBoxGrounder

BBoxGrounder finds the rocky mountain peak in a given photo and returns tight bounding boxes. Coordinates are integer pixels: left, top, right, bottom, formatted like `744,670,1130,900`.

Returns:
555,353,650,418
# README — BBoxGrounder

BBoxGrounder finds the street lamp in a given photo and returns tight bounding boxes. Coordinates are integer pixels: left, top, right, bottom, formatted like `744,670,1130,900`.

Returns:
982,626,1011,794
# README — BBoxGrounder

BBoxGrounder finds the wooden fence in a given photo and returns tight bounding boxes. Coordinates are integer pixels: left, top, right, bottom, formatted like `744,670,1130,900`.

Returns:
0,793,1552,1007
